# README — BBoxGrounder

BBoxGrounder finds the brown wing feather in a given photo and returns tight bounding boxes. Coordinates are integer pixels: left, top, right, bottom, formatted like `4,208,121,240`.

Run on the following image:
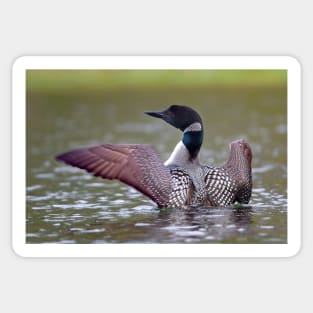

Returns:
56,144,172,207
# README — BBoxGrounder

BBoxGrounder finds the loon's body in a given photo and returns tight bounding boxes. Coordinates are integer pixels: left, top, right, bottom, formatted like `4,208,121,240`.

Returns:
56,105,252,209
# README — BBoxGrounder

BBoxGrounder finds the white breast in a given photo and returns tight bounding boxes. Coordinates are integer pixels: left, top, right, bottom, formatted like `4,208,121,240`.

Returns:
164,141,200,167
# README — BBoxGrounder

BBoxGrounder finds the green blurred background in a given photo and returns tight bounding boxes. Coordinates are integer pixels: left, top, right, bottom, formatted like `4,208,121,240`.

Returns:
27,69,286,95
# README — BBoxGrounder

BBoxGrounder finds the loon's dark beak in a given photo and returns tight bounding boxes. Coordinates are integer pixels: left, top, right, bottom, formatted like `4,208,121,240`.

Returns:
144,110,166,119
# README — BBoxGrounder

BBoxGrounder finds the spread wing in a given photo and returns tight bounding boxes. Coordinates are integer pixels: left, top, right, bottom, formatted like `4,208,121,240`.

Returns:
56,144,172,207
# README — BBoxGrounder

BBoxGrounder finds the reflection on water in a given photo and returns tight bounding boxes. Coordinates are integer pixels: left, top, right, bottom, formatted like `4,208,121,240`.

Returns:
26,87,287,244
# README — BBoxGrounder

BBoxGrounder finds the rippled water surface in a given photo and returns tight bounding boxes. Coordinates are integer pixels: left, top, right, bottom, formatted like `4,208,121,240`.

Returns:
26,87,287,244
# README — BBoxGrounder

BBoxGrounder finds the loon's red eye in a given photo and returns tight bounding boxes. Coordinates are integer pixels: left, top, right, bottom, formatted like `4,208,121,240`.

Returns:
167,110,175,118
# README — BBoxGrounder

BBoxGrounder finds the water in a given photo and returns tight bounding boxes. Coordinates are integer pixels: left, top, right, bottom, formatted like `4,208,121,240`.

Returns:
26,87,287,244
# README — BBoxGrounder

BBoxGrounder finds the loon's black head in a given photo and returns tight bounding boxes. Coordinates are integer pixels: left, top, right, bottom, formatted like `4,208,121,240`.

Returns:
145,105,203,132
145,105,203,160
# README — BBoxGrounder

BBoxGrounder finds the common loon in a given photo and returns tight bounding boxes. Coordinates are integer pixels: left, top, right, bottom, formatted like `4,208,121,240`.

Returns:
56,105,252,209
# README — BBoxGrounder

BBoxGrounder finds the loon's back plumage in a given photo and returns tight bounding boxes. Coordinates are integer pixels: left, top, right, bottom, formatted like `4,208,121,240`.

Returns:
56,105,252,209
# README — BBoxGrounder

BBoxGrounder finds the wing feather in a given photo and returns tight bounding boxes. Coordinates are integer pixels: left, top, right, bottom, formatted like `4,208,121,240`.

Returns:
56,144,172,206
